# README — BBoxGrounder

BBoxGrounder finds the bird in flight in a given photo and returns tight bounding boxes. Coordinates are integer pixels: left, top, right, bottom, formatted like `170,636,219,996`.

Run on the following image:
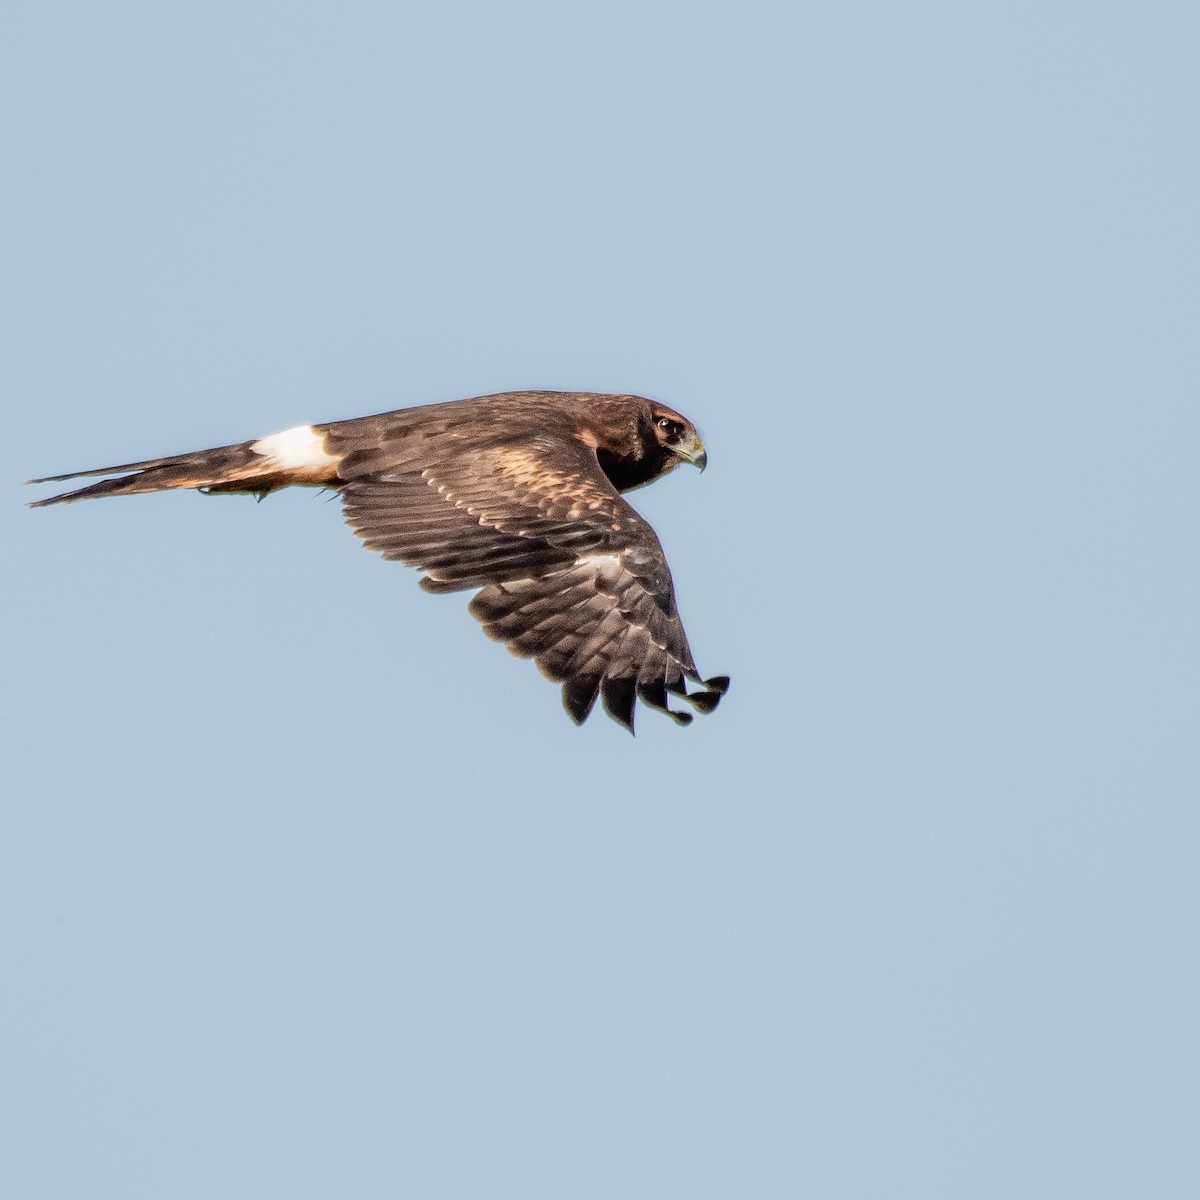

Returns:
29,391,729,731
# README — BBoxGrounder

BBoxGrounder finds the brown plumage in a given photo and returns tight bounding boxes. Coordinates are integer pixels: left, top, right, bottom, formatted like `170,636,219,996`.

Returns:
28,390,729,730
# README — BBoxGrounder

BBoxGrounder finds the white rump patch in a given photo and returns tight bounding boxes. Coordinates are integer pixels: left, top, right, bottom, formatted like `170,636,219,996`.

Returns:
250,424,339,471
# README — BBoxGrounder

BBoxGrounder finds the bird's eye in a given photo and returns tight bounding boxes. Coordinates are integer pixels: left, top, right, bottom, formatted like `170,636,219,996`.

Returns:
656,416,681,437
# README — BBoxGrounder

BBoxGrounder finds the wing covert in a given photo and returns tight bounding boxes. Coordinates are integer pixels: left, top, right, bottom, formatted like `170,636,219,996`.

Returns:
330,427,727,729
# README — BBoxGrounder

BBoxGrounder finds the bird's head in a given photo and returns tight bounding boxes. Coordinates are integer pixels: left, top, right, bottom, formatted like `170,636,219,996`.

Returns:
649,404,707,472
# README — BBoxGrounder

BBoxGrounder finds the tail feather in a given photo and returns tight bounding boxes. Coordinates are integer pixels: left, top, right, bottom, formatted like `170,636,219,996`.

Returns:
27,441,289,508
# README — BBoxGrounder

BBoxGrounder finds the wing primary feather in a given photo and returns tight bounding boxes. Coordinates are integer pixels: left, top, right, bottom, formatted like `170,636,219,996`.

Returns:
636,679,693,727
683,689,723,714
600,677,637,733
562,676,602,725
482,588,602,644
679,672,729,713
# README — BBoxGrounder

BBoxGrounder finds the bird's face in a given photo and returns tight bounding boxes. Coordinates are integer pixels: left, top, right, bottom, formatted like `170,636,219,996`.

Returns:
650,405,707,472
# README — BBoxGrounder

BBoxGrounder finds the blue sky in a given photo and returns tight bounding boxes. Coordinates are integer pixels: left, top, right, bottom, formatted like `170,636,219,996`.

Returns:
4,2,1198,1196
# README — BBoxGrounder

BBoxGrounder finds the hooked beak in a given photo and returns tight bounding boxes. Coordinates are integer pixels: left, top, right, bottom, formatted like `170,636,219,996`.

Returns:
676,434,707,472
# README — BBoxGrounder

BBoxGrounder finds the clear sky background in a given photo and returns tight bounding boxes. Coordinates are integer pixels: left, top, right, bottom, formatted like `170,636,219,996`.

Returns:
3,2,1197,1196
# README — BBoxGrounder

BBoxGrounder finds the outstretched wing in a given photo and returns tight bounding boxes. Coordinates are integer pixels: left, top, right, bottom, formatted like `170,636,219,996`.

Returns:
328,425,727,730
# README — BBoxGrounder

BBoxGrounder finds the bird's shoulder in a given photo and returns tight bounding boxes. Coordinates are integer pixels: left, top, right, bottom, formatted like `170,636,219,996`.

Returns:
318,390,636,448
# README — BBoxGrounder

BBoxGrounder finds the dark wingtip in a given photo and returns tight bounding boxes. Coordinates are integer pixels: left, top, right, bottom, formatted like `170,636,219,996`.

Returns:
670,671,730,715
562,676,601,725
601,677,637,734
637,679,694,727
681,690,719,714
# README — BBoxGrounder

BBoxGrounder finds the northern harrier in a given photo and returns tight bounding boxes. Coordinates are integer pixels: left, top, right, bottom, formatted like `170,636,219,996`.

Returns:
29,391,729,730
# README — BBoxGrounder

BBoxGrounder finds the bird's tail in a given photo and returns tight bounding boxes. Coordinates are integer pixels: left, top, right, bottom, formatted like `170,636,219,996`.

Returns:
27,426,339,507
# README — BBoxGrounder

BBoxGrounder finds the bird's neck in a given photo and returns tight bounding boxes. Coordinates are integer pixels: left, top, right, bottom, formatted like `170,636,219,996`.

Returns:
597,444,676,492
